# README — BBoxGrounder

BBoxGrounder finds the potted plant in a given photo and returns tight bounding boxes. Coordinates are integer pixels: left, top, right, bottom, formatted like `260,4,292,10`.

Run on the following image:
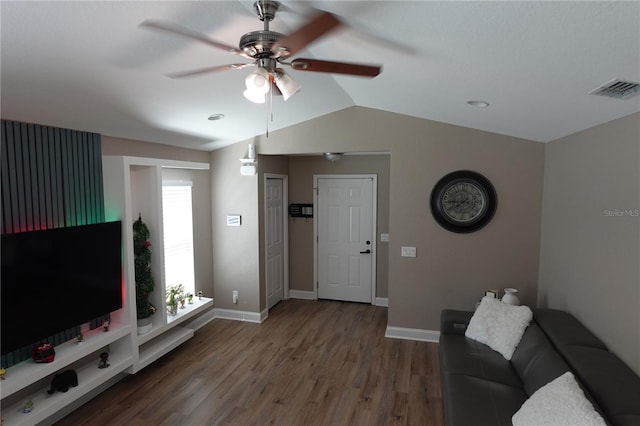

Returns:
166,284,184,316
133,214,156,334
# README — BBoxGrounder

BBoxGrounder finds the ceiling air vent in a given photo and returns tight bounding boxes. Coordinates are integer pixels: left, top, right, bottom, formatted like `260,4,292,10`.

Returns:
588,78,640,100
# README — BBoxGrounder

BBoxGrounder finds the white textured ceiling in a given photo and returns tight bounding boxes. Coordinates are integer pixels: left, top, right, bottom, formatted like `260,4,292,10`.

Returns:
1,1,639,151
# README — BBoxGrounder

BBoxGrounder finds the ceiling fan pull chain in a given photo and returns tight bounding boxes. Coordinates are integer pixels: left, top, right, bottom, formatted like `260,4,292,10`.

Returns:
265,91,270,138
270,84,274,123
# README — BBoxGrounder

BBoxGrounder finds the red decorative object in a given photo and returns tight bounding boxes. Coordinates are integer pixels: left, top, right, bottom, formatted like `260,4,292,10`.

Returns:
31,343,55,363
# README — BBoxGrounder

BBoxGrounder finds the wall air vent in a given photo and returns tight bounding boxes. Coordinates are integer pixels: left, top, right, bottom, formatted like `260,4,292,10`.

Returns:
588,78,640,99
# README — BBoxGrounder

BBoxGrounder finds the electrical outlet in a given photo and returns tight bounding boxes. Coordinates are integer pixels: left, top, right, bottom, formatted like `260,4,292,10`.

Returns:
233,290,238,304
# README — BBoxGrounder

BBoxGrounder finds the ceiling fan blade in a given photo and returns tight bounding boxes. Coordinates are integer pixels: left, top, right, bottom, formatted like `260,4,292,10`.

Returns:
166,63,253,79
140,20,249,58
271,11,342,57
290,58,381,78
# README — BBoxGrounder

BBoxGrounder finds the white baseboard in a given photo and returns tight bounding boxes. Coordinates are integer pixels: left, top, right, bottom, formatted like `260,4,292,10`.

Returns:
385,326,440,343
288,290,316,300
375,297,388,307
213,308,264,323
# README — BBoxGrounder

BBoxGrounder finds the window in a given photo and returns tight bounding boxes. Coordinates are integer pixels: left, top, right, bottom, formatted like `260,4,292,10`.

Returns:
162,182,195,297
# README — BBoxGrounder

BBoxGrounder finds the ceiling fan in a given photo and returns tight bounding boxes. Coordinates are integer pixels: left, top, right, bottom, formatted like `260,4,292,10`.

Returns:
141,0,382,103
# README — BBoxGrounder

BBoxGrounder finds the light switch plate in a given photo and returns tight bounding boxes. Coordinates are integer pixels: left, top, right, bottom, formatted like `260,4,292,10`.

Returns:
380,233,389,242
401,246,416,257
226,215,241,226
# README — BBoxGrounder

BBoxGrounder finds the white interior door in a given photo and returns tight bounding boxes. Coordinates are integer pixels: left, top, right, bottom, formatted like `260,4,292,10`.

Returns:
266,177,284,309
316,176,375,303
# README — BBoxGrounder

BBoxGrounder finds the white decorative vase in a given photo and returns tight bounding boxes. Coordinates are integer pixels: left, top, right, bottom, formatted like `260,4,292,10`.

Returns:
137,317,153,335
501,288,520,305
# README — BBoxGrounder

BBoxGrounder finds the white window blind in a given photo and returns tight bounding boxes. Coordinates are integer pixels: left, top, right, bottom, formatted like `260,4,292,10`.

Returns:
162,182,195,296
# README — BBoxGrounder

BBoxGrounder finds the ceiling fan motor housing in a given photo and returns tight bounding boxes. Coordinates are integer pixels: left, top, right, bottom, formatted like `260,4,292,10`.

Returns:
239,30,286,58
254,0,280,22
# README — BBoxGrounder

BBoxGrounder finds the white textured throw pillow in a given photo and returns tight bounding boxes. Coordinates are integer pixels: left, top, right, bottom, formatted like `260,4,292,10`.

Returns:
512,371,607,426
465,296,532,360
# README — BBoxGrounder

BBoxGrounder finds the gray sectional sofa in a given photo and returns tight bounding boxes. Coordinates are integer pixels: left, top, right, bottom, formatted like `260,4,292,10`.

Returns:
439,308,640,426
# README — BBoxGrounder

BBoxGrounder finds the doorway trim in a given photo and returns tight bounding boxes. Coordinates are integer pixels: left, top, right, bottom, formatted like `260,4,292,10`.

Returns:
313,174,377,304
264,174,289,310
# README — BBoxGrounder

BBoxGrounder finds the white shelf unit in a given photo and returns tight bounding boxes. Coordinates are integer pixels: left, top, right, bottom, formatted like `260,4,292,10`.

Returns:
0,322,133,426
135,296,213,372
0,156,213,426
102,156,212,373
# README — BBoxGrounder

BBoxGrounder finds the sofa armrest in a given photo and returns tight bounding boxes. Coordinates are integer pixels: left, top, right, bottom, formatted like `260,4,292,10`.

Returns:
440,309,474,335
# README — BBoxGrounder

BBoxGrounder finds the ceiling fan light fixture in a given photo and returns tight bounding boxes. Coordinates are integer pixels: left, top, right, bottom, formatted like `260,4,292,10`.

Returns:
243,88,266,104
274,72,302,101
245,67,271,95
324,152,343,162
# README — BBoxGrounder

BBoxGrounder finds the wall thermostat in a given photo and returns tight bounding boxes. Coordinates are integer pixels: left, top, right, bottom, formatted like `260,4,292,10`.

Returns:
289,203,313,218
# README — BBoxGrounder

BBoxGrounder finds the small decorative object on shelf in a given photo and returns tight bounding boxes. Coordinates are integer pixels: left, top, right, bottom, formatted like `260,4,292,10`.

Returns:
501,288,520,305
22,399,33,414
167,284,184,316
134,214,157,329
0,368,6,380
102,320,111,332
137,316,153,335
197,290,203,300
31,343,55,363
187,293,194,304
98,352,110,369
166,303,178,316
485,289,498,299
76,333,84,343
47,370,78,394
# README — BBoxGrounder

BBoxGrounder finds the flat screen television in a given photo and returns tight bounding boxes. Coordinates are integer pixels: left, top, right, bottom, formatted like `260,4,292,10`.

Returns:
1,221,123,355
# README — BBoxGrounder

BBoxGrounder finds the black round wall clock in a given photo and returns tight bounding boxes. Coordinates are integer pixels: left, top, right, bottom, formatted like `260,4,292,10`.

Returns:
430,170,497,233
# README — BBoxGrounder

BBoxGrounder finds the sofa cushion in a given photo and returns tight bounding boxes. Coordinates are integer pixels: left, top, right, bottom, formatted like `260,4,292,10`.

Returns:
533,309,607,349
512,371,607,426
465,297,533,360
442,372,527,426
440,309,474,335
561,346,640,426
534,308,640,426
510,322,570,396
440,334,522,388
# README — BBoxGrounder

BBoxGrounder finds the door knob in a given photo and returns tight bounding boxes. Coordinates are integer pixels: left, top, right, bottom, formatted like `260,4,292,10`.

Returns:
360,249,371,254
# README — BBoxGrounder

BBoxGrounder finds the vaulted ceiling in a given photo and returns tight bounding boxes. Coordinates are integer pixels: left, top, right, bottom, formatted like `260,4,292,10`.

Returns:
1,1,638,151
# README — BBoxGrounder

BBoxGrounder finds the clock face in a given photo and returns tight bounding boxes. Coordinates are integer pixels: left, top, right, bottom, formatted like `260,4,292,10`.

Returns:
430,171,497,233
441,181,487,222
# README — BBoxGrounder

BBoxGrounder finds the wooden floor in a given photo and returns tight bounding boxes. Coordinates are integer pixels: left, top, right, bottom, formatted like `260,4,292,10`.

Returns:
56,299,444,426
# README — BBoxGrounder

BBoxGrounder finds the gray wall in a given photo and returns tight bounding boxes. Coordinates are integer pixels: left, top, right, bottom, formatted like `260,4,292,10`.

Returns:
286,155,390,298
211,106,545,331
102,135,209,163
210,142,261,312
538,113,640,375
